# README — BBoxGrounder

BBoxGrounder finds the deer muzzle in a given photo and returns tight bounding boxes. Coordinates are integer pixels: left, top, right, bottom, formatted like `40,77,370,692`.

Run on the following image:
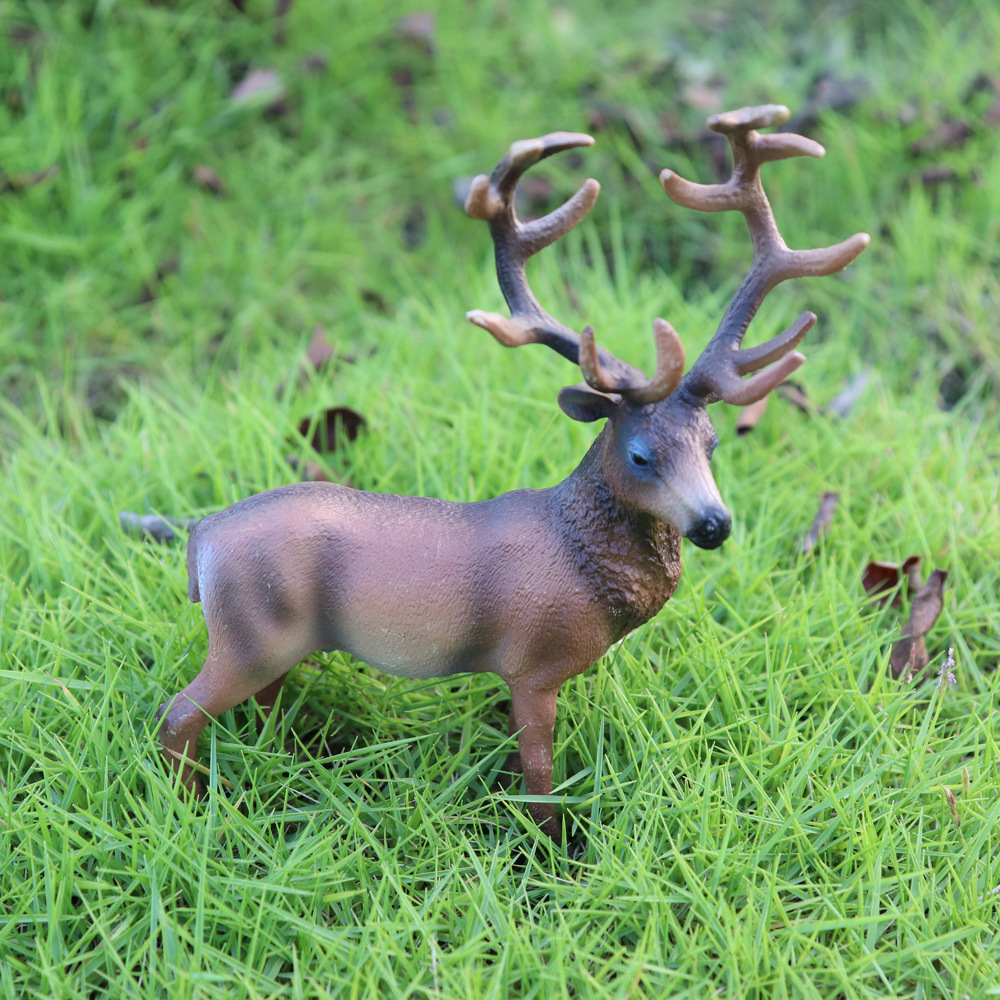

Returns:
685,507,732,549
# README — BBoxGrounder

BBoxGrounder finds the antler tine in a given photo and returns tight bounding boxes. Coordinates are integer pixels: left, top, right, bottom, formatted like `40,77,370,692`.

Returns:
465,133,644,387
660,104,870,406
579,319,686,404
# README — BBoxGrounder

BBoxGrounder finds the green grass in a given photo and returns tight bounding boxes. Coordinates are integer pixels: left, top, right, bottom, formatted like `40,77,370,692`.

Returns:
2,0,1000,997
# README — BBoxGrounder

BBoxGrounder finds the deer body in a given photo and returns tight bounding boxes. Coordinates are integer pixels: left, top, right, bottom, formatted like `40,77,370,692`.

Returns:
185,470,680,685
158,105,868,840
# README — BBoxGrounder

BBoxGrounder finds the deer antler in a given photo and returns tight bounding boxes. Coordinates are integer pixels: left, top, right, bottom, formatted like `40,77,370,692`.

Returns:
661,104,870,406
466,133,684,404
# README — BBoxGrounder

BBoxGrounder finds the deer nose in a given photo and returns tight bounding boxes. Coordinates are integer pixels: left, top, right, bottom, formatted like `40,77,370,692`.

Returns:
686,509,731,550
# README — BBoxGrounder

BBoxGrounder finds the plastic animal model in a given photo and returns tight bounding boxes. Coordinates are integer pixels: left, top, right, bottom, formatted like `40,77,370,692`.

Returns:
157,105,868,840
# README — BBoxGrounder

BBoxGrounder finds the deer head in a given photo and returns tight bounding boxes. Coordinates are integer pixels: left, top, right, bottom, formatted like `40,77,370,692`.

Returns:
466,105,870,549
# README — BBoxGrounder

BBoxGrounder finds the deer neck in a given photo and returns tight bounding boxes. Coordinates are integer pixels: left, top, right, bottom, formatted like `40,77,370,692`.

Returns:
549,431,682,639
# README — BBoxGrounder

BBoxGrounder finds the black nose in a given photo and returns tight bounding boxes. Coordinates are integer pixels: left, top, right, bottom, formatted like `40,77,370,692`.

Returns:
686,510,732,550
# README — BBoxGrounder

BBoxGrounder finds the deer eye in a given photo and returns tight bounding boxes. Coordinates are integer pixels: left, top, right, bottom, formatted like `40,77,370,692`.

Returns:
627,439,655,471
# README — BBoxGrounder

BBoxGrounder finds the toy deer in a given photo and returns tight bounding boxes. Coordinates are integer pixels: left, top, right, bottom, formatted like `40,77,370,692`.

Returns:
157,105,868,840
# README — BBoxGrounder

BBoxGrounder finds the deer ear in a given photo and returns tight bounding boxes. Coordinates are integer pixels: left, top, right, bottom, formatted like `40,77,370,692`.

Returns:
558,383,619,423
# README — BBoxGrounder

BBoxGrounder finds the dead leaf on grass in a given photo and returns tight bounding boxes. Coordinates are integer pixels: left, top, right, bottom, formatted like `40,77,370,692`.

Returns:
824,370,869,419
273,0,293,45
2,163,60,192
300,52,328,74
304,325,335,370
800,491,839,553
120,511,200,543
230,68,288,114
888,568,948,682
289,406,365,485
394,11,436,56
909,119,973,156
776,381,814,416
296,406,366,455
963,72,1000,127
862,554,923,608
735,397,768,435
192,165,225,196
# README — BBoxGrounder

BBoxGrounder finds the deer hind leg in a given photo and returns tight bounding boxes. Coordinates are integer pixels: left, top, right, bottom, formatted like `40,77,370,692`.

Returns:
507,684,561,841
156,641,298,796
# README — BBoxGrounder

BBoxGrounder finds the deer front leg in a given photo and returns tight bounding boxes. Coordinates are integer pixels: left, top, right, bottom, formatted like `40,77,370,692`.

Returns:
508,684,560,841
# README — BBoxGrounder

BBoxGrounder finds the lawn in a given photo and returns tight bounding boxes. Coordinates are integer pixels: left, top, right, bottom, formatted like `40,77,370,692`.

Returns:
1,1,999,997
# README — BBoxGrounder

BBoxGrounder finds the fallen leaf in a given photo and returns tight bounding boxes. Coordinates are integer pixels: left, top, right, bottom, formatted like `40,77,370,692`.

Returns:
888,568,947,681
735,397,768,435
862,554,924,608
2,163,60,192
394,11,436,56
402,204,427,250
300,52,328,74
681,82,726,112
862,560,904,606
962,72,1000,127
273,0,293,45
296,407,366,454
917,164,959,187
776,381,814,416
192,165,225,196
783,73,867,135
360,288,389,314
825,370,869,418
120,511,199,543
301,325,333,370
908,119,973,156
902,555,924,593
800,491,839,553
230,68,287,114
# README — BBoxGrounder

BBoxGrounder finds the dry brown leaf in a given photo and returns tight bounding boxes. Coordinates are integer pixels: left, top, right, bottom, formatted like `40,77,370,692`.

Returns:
902,555,924,593
776,381,814,416
394,12,436,55
825,371,869,419
735,397,768,435
296,406,366,455
888,568,948,681
230,68,287,113
681,82,727,112
909,119,973,156
862,560,904,606
120,511,200,543
300,52,328,74
800,492,839,553
273,0,293,45
918,164,959,187
862,555,924,608
192,165,225,196
2,163,60,191
963,72,1000,127
305,325,335,370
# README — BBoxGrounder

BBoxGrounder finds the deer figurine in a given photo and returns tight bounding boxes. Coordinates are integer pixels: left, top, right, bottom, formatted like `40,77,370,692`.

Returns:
157,105,868,840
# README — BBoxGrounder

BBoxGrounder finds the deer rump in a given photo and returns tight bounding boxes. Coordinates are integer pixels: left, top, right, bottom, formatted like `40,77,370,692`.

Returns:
185,480,662,685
